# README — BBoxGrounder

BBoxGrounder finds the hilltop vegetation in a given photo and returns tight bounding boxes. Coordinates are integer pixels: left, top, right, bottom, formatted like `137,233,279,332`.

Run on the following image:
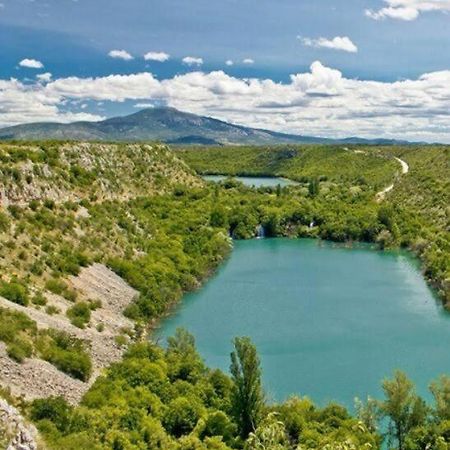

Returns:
175,145,399,187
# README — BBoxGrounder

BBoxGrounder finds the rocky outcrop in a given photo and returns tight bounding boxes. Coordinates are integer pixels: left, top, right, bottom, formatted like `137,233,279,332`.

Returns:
0,399,38,450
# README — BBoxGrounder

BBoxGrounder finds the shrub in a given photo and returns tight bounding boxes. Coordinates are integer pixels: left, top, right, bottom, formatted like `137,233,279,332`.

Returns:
66,302,91,329
37,330,92,381
45,278,68,296
32,292,47,306
7,339,33,362
0,280,29,306
30,397,73,433
45,305,60,315
163,396,204,437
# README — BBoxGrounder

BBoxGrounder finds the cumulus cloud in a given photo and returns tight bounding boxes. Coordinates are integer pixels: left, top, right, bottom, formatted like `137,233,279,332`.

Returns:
19,59,44,69
36,72,52,83
182,56,203,66
225,60,234,66
144,51,170,62
299,36,358,53
366,0,450,20
242,58,255,64
0,62,449,142
108,49,134,60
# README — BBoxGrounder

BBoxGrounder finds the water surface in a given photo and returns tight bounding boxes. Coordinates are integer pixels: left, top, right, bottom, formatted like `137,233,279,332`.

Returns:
155,239,450,407
202,175,297,187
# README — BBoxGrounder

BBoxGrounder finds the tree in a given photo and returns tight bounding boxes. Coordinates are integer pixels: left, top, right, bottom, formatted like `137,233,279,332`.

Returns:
379,371,427,450
230,337,264,439
430,375,450,421
308,178,320,197
244,413,288,450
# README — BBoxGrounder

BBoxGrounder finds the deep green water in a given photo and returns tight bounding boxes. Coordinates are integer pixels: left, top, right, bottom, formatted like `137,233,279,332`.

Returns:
202,175,297,187
155,239,450,407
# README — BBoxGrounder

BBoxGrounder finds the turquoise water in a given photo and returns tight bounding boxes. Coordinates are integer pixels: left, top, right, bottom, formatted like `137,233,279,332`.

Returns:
155,239,450,407
202,175,297,187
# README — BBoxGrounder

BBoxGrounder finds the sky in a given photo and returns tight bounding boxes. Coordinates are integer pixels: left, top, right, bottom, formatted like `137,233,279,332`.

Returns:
1,0,449,142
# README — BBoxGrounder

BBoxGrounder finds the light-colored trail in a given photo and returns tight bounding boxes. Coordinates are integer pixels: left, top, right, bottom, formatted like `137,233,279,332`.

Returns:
376,156,409,201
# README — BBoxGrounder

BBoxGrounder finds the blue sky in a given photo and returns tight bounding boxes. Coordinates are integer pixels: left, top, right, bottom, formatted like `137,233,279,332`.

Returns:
1,0,449,141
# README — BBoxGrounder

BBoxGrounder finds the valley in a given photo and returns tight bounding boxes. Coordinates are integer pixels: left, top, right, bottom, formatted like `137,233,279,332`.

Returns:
0,141,448,449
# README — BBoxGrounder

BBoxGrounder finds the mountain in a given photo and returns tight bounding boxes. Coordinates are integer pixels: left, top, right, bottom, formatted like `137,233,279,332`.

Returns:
0,107,413,145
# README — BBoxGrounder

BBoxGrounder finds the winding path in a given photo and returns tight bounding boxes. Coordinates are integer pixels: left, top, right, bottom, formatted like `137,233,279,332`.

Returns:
376,156,409,201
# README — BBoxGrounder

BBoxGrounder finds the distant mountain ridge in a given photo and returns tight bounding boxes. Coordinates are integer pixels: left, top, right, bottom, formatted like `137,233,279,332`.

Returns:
0,107,414,145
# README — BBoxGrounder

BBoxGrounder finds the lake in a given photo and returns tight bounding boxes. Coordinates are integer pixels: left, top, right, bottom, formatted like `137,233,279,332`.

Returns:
202,175,298,188
155,238,450,408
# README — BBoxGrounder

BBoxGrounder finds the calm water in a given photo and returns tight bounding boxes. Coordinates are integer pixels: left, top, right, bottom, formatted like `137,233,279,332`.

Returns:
202,175,297,187
155,239,450,407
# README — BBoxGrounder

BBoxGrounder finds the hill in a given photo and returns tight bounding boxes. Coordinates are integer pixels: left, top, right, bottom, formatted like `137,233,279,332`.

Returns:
0,107,414,145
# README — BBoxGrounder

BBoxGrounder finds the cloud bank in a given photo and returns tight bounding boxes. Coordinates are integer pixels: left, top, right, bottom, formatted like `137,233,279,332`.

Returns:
366,0,450,20
0,62,449,142
300,36,358,53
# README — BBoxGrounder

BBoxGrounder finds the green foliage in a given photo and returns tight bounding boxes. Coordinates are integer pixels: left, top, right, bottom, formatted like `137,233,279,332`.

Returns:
380,371,428,450
230,337,264,439
66,302,91,329
36,330,92,381
0,308,91,380
0,279,29,306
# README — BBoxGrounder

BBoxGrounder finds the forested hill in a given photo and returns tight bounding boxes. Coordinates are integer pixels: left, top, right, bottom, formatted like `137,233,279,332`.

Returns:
0,107,414,145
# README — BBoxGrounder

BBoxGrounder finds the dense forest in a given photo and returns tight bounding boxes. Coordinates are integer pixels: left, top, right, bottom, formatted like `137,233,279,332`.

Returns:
0,141,449,449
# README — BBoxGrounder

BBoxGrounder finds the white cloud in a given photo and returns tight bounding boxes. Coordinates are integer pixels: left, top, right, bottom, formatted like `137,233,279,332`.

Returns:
19,59,44,69
366,0,450,20
182,56,203,66
242,58,255,64
300,36,358,53
108,49,134,61
144,51,170,62
36,72,52,83
225,60,234,66
1,63,449,142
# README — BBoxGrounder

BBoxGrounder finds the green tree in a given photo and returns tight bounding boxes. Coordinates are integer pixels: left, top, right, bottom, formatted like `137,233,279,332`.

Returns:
430,375,450,421
244,413,288,450
380,371,427,450
230,337,264,439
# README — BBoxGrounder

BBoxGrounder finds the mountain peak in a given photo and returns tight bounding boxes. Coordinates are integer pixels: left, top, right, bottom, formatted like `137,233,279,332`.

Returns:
0,108,413,145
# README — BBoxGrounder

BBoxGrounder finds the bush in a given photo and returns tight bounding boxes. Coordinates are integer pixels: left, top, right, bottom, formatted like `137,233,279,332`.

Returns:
163,396,204,437
66,302,91,329
45,305,60,315
45,278,68,296
0,280,29,306
7,339,33,362
32,292,47,306
37,330,92,381
30,397,73,433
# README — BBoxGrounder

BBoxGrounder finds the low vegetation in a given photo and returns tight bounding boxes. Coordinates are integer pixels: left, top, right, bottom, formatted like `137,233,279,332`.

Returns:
0,308,91,380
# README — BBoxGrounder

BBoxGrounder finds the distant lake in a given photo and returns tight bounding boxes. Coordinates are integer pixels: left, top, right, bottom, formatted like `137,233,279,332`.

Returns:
155,238,450,408
202,175,298,188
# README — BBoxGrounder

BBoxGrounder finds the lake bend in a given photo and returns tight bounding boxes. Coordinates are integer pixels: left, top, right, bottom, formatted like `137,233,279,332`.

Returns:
155,238,450,408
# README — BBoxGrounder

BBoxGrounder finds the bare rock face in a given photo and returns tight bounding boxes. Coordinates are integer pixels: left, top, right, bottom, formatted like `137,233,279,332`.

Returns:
0,399,38,450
